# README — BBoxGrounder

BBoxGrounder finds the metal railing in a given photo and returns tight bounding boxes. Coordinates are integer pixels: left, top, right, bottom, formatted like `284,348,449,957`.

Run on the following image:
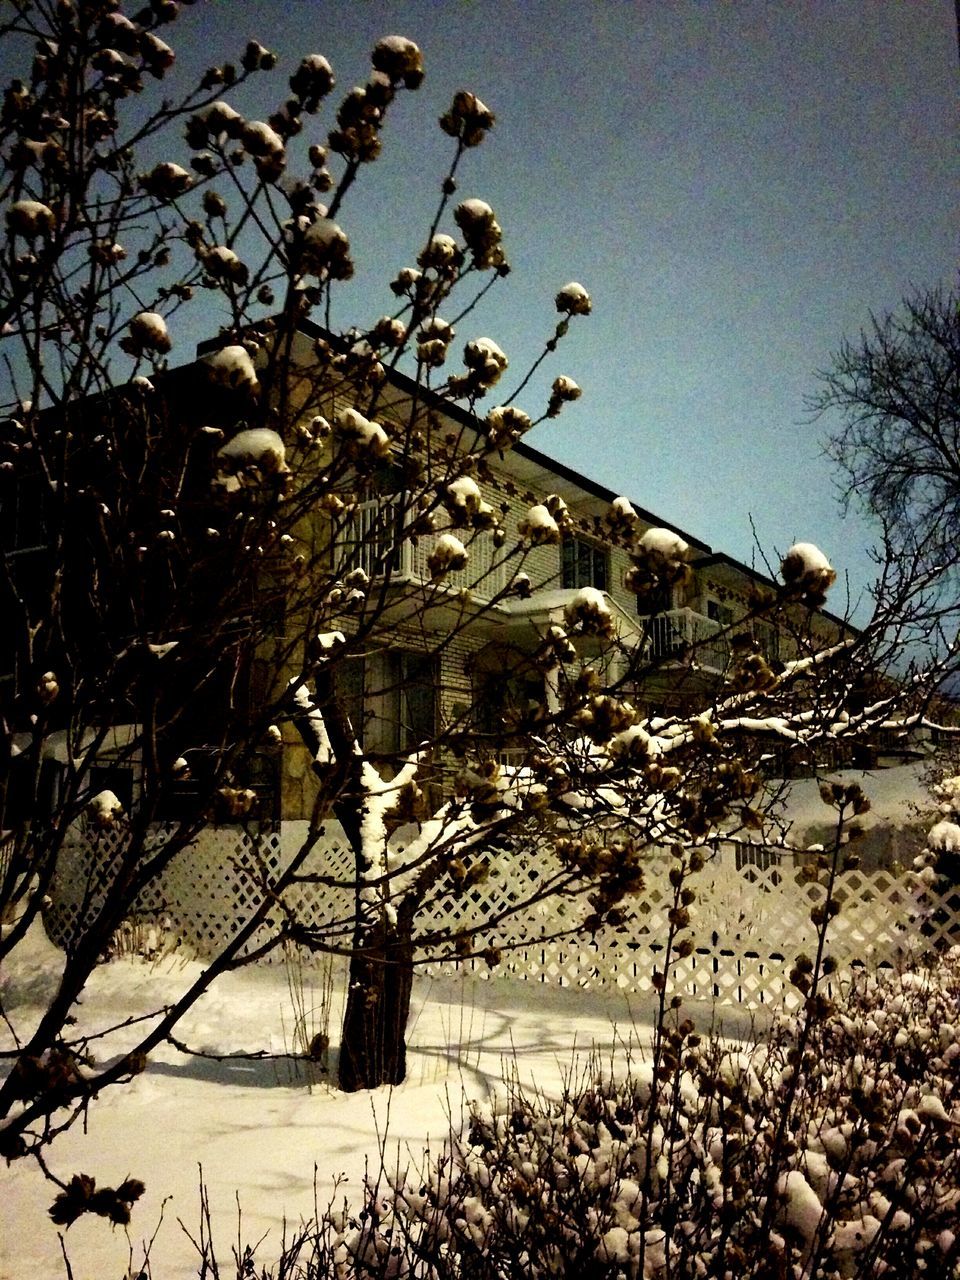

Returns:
336,498,508,600
644,607,730,674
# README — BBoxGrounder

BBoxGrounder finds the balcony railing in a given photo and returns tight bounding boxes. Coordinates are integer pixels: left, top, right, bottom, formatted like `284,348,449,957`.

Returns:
337,498,508,601
644,607,730,674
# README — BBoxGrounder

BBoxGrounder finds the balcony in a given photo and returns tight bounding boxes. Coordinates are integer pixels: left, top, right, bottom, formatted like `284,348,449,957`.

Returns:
337,498,508,602
643,608,730,675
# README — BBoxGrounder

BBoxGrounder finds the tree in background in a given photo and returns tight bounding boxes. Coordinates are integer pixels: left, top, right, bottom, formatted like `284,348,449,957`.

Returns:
0,1,952,1219
818,283,960,627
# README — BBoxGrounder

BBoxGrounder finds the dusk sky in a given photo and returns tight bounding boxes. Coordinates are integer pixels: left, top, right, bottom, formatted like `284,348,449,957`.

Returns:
16,1,959,614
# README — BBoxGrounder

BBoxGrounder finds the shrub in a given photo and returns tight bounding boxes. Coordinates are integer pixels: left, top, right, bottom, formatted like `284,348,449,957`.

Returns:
216,950,960,1278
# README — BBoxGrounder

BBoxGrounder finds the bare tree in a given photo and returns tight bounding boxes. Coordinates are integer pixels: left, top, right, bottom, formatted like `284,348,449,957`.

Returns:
0,1,950,1214
817,284,960,599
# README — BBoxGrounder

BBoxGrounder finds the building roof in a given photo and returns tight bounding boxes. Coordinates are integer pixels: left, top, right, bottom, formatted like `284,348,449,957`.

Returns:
194,321,855,634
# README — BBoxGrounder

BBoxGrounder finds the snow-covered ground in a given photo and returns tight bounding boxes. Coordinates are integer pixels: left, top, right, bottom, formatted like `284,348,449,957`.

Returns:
0,763,939,1277
0,921,766,1280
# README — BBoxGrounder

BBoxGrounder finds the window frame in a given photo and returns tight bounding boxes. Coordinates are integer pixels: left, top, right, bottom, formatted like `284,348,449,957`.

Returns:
561,534,608,592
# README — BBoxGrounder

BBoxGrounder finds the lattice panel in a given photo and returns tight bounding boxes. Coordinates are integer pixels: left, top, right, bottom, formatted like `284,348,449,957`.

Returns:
43,824,960,1009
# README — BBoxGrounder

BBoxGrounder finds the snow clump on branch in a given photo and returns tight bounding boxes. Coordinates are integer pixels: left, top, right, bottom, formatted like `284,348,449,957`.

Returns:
139,161,192,199
443,476,494,527
417,316,455,367
201,344,259,394
427,532,468,577
519,504,559,545
186,99,244,145
122,311,171,356
87,790,123,830
6,200,56,237
371,36,424,90
241,120,286,180
202,245,248,284
418,233,462,272
927,820,960,853
547,374,582,417
299,216,353,280
485,404,530,448
439,90,495,146
625,527,691,598
454,198,504,269
289,54,336,107
564,587,614,638
449,337,508,399
606,495,638,534
334,407,390,460
214,429,288,492
780,541,836,606
555,281,592,316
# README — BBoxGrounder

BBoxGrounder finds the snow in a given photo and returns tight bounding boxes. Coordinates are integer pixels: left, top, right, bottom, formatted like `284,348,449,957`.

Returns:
455,197,495,226
927,819,960,852
146,641,178,658
296,53,334,82
776,1169,823,1242
241,120,284,157
290,680,333,765
127,310,171,353
218,430,289,476
427,531,468,575
782,541,832,577
88,789,123,828
420,232,460,266
564,586,613,635
445,475,481,510
335,406,390,459
6,199,56,236
142,161,192,196
554,374,582,399
197,100,243,136
917,1092,950,1124
780,542,836,598
201,344,259,393
555,281,592,315
519,503,560,542
305,216,346,251
141,32,175,69
485,402,531,446
418,315,454,343
611,496,637,521
462,336,508,386
0,931,653,1280
203,245,245,280
639,527,688,561
371,36,424,85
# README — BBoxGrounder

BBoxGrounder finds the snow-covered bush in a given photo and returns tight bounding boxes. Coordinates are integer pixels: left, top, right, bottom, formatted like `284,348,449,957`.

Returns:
387,953,957,1280
209,951,960,1279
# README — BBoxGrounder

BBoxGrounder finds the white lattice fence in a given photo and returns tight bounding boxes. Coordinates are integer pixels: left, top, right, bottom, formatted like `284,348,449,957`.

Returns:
44,822,358,959
43,824,960,1008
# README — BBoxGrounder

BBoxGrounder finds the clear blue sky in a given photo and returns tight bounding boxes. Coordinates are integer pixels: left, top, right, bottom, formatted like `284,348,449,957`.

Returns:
14,1,960,612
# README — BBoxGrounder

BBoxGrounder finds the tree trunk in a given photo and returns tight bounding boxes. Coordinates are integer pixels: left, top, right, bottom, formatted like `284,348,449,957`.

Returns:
338,899,415,1091
290,682,418,1092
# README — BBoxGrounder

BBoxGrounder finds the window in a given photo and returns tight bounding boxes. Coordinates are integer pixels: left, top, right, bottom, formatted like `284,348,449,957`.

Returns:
336,649,438,755
706,599,734,627
562,536,607,591
752,619,781,661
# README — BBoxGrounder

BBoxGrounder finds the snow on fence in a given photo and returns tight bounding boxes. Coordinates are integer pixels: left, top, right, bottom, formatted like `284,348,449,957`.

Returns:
43,822,960,1010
